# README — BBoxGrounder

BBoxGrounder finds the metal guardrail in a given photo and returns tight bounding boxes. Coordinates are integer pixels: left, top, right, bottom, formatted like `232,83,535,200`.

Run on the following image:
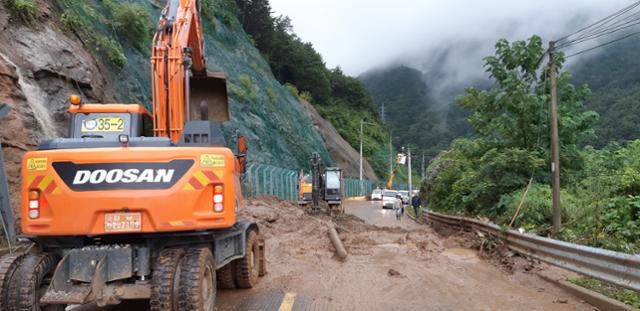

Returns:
425,211,640,292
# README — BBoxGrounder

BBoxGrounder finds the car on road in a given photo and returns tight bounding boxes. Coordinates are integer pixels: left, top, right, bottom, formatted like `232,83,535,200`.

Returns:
371,189,383,201
399,190,410,204
382,190,398,209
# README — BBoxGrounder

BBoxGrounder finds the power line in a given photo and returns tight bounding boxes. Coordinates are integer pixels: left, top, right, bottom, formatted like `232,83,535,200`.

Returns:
569,3,640,41
555,1,640,44
564,30,640,58
557,16,640,48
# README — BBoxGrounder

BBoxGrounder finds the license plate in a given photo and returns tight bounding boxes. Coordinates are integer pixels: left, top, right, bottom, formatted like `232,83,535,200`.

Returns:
105,213,141,232
81,117,125,132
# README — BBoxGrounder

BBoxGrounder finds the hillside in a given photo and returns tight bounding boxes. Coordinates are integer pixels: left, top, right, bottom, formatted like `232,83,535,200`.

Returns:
360,66,472,160
570,37,640,147
362,36,640,162
0,0,383,205
0,0,384,171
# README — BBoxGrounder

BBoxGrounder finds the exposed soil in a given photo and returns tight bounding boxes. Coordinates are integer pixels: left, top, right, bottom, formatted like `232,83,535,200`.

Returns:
217,198,595,311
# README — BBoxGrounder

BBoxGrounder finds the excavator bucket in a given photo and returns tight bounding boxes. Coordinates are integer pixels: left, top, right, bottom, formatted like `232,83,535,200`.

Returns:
189,72,230,122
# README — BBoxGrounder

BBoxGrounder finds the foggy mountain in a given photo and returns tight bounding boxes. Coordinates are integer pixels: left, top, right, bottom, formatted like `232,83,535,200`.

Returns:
361,31,640,160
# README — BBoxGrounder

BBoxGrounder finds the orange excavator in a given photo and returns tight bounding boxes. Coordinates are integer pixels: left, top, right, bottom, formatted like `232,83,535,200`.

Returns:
0,0,265,309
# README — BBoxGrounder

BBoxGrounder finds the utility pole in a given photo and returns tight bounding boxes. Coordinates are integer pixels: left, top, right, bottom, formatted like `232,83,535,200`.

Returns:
359,119,364,184
408,148,412,196
549,41,562,236
389,133,393,178
381,102,386,123
421,153,425,181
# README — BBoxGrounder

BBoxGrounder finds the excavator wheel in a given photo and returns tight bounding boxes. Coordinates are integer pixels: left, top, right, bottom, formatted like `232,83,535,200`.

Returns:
216,262,236,290
177,247,216,311
7,253,63,311
234,230,261,289
0,252,26,310
150,248,185,311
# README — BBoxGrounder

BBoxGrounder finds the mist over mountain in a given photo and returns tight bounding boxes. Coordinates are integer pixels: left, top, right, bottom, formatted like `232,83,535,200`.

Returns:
361,32,640,160
360,66,472,160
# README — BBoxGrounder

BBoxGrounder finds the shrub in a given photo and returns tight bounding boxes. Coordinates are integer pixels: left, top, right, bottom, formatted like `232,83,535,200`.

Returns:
95,36,126,68
563,196,640,253
60,11,84,33
213,0,239,26
497,184,575,232
200,0,215,24
229,75,257,102
571,278,640,308
299,91,313,103
284,83,299,98
5,0,37,24
266,87,279,103
110,2,151,51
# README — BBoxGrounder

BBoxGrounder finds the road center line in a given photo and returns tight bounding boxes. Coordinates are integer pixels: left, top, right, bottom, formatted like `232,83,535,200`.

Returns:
278,292,297,311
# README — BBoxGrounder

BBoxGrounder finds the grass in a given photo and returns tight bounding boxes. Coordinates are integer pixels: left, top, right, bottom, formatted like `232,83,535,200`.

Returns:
406,205,418,219
109,2,150,52
571,278,640,308
4,0,37,24
58,1,128,69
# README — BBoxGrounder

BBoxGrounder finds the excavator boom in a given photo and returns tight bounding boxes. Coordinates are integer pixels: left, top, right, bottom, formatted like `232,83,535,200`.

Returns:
2,0,262,309
151,0,229,142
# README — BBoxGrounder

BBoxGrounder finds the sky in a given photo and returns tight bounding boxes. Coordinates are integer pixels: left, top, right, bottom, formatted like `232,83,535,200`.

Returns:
269,0,634,76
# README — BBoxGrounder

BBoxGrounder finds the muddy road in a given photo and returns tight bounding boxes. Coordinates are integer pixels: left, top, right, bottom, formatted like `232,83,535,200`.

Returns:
74,199,592,311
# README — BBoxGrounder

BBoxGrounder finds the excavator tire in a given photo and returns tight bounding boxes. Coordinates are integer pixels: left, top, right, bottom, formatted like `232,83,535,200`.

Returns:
177,247,216,311
150,248,185,311
0,252,26,311
234,230,260,289
216,262,236,289
8,253,62,311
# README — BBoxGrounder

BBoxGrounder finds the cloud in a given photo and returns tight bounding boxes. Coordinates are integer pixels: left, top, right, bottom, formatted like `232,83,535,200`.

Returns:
269,0,634,76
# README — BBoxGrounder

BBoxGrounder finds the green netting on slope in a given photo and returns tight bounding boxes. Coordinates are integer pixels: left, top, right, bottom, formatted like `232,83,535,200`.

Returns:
201,14,332,168
54,0,332,170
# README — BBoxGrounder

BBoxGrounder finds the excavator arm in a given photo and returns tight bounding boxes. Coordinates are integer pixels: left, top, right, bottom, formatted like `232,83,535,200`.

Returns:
151,0,229,142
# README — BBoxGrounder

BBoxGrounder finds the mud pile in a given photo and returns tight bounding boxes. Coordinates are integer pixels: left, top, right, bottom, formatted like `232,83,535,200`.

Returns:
240,197,442,263
232,198,589,311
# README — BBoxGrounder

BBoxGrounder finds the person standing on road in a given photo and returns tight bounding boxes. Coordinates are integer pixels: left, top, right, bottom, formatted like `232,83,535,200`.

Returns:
394,194,404,220
412,193,421,217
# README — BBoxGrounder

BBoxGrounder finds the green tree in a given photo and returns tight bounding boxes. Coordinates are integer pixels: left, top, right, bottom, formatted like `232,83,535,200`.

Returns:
425,35,598,217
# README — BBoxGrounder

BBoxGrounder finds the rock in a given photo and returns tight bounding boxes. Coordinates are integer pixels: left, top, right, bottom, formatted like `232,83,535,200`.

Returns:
387,268,403,277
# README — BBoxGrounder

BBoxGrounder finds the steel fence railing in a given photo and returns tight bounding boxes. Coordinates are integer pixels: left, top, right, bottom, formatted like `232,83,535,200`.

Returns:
242,164,379,201
243,164,299,201
425,211,640,292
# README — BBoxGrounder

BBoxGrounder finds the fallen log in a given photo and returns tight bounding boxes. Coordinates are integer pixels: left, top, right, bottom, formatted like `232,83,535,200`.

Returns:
327,224,348,260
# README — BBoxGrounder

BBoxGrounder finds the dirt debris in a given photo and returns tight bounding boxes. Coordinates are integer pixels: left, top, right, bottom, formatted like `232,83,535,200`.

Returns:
221,198,593,311
387,268,404,277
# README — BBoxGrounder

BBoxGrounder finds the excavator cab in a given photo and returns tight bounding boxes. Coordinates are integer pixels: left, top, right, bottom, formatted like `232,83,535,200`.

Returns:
68,100,154,139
